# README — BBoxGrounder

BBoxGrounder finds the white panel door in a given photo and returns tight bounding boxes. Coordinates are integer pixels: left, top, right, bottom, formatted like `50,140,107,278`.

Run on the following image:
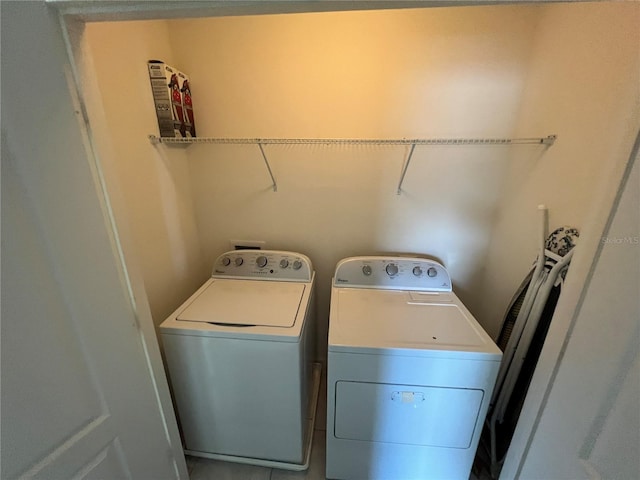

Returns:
1,2,186,479
514,144,639,479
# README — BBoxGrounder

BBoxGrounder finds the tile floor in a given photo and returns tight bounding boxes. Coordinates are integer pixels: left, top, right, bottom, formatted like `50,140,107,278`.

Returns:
184,374,492,480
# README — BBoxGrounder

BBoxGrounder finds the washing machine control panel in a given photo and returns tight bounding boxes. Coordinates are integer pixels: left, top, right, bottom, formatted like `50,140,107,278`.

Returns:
333,256,451,291
212,250,312,282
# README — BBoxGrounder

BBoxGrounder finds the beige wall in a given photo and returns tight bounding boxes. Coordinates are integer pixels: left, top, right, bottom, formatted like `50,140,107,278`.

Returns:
82,2,639,355
163,5,541,350
478,2,640,337
84,20,209,326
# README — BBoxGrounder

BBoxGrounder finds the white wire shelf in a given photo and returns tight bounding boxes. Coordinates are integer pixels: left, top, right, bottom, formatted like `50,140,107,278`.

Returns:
148,134,557,194
149,135,556,146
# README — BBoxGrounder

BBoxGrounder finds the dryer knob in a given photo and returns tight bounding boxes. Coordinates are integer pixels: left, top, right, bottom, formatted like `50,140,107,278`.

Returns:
412,266,423,276
279,259,289,268
362,265,372,276
256,256,268,268
427,267,438,277
292,260,302,270
235,257,244,266
385,263,399,276
221,256,231,267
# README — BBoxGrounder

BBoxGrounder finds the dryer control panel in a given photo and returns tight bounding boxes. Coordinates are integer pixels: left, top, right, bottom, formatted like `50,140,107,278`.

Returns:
212,250,313,282
333,256,451,291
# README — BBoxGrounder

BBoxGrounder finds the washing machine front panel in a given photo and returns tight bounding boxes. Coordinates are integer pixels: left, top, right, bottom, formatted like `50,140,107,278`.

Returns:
161,332,308,463
177,279,305,327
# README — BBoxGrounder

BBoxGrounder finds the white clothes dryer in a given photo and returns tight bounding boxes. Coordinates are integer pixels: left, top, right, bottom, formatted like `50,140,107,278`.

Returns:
326,256,502,480
160,250,319,470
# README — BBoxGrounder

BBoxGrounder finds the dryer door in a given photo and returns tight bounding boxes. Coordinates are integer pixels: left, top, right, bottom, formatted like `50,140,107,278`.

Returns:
334,381,483,449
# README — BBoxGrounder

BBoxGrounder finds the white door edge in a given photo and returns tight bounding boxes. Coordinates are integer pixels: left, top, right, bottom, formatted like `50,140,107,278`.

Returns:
501,126,640,479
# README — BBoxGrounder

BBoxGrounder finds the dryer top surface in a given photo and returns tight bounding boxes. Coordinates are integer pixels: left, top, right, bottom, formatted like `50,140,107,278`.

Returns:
328,287,501,359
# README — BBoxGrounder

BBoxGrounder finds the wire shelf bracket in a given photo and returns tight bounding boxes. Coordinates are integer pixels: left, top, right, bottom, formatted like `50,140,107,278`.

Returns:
257,142,277,192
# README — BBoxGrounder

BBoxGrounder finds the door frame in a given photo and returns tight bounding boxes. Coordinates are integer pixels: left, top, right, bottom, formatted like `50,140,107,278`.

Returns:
49,2,640,479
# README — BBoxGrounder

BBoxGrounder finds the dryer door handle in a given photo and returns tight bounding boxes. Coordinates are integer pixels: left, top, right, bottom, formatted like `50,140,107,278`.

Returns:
391,391,426,404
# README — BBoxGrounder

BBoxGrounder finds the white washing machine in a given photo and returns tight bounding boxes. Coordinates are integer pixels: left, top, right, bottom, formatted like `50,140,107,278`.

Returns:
326,256,502,480
160,250,319,470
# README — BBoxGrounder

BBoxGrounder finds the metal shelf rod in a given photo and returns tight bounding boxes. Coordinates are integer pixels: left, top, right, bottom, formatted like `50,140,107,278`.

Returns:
257,143,277,192
149,135,556,146
397,143,417,195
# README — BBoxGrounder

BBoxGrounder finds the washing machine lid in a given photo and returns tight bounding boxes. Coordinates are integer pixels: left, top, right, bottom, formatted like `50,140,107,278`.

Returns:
329,288,501,359
177,279,305,328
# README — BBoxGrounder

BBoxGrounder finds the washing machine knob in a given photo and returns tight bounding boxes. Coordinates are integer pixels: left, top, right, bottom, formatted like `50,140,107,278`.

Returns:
292,260,302,270
221,256,231,267
385,263,399,276
427,267,438,277
362,265,372,276
280,259,289,268
256,256,268,268
412,266,423,276
235,257,244,266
